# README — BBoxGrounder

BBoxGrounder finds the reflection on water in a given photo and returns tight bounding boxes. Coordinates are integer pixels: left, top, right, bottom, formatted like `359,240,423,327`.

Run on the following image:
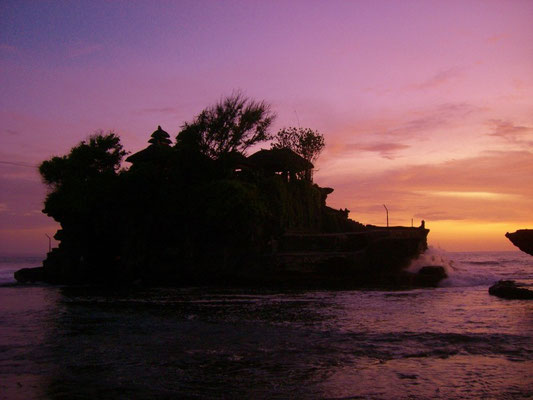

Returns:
0,252,532,399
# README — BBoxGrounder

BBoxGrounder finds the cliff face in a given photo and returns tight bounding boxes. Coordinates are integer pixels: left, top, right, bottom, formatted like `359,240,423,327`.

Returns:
16,226,432,288
240,227,432,288
505,230,533,256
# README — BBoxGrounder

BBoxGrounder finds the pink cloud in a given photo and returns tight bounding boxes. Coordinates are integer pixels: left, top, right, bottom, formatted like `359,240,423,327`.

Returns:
383,150,533,194
487,119,533,147
343,142,410,159
487,34,509,43
136,107,180,115
408,67,463,91
322,150,533,226
382,103,481,137
327,103,483,142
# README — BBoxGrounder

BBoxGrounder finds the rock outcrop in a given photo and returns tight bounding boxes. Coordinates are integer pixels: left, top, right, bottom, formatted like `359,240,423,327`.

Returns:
414,266,447,287
489,280,533,300
505,229,533,256
14,267,45,283
17,227,433,288
246,227,438,288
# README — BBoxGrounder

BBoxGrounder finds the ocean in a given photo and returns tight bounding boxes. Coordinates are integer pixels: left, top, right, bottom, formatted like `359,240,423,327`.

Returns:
0,250,532,399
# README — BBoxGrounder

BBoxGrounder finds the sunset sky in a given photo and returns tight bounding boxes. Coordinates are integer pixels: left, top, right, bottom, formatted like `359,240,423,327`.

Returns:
1,0,532,254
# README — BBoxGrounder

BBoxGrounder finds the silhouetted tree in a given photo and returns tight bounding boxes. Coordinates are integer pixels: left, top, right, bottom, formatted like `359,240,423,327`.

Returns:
39,132,127,282
271,127,325,164
177,93,275,159
40,132,126,189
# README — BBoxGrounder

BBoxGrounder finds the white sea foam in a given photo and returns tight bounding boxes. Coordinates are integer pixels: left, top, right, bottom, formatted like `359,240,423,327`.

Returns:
407,248,517,287
407,246,458,275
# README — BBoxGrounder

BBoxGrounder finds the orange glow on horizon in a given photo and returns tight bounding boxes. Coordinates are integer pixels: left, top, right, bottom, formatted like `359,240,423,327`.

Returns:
347,215,528,252
424,220,529,252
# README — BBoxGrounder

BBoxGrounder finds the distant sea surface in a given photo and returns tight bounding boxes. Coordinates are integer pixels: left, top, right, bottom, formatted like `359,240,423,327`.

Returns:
0,251,532,399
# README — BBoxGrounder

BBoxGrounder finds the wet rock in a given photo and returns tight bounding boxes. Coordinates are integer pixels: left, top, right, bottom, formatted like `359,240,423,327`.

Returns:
415,266,447,287
14,267,45,283
489,280,533,300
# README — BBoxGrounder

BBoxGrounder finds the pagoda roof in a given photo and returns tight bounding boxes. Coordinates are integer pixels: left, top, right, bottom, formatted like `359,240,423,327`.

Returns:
148,125,172,146
126,143,173,164
247,148,313,173
126,125,174,164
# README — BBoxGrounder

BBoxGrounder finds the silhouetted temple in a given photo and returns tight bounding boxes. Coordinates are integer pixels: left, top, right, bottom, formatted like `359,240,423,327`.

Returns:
127,128,314,182
18,119,432,288
126,126,173,165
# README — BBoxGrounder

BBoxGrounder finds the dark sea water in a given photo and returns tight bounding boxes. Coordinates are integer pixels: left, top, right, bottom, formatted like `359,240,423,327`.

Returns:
0,250,532,399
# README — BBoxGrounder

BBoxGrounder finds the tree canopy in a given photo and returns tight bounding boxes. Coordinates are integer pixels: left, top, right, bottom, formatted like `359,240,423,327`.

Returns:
271,127,325,164
177,93,275,159
40,132,126,189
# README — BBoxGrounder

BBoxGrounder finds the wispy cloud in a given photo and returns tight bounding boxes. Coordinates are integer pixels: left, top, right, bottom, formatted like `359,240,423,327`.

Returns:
365,67,463,95
345,142,410,159
408,67,463,91
22,209,42,217
319,102,483,162
0,173,49,230
386,150,533,194
137,107,179,115
322,150,533,225
487,34,508,43
378,103,482,138
487,119,533,147
413,190,520,201
412,211,467,221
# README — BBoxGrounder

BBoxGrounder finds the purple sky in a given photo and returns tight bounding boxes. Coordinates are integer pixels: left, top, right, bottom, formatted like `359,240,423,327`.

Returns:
1,0,532,254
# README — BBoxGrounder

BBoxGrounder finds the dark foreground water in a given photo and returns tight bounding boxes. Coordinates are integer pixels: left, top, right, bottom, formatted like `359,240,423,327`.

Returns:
0,251,532,399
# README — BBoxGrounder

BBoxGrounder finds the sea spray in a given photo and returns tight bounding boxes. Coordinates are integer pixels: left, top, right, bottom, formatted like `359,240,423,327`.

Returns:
408,248,511,287
407,246,457,275
444,252,531,288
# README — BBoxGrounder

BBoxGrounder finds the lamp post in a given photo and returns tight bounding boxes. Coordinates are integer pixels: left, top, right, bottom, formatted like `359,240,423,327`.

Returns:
383,204,389,228
45,234,51,253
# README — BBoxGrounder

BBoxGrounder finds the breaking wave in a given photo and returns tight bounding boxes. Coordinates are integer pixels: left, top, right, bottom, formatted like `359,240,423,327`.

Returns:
407,248,530,287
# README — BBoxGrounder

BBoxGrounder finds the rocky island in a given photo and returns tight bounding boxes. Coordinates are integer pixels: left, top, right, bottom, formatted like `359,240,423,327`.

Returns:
15,95,437,288
505,230,533,256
